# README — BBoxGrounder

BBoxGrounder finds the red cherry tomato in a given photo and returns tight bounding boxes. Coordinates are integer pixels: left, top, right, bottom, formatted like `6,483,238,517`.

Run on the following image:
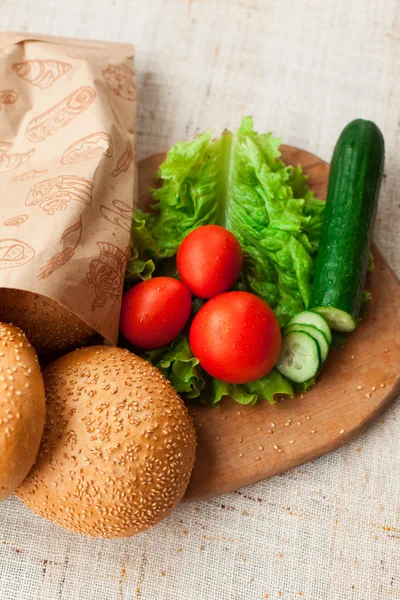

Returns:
177,224,243,299
189,291,281,384
120,277,192,349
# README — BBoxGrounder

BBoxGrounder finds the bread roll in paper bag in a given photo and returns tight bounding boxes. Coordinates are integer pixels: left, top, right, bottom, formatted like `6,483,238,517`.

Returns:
0,33,136,348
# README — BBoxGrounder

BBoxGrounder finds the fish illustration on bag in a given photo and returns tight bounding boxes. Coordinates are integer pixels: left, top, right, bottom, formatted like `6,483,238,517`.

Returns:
25,175,93,215
0,238,35,269
112,141,134,177
0,143,35,174
12,60,72,89
87,242,127,310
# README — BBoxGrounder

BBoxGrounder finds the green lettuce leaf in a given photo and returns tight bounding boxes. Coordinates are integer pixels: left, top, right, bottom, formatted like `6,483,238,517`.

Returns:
141,335,294,406
127,117,325,404
129,117,324,327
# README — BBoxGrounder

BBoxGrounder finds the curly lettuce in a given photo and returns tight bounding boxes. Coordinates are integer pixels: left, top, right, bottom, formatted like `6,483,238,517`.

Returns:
126,117,325,405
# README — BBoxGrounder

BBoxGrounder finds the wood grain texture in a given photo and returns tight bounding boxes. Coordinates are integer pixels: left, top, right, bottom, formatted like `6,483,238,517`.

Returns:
138,146,400,502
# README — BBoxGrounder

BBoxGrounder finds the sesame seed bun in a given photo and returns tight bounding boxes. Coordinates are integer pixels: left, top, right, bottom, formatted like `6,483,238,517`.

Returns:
17,346,197,538
0,323,45,501
0,289,95,354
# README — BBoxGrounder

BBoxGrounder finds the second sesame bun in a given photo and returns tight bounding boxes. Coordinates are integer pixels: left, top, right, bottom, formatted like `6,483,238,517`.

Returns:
17,346,197,538
0,323,45,501
0,289,95,354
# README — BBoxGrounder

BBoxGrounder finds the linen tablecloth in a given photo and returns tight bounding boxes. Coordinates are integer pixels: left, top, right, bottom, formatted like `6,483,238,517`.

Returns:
0,1,399,598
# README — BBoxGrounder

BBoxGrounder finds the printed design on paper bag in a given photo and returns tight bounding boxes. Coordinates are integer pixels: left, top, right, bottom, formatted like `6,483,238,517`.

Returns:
0,143,35,174
12,169,48,182
0,91,18,111
112,141,134,177
87,242,127,310
100,199,132,233
0,238,35,269
12,60,72,89
4,215,28,227
61,132,113,164
103,64,135,101
25,175,93,215
25,86,96,143
38,215,82,279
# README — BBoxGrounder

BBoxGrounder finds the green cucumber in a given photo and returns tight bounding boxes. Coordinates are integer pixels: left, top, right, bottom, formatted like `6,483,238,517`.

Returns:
285,323,329,363
309,119,384,332
285,310,332,344
276,331,320,383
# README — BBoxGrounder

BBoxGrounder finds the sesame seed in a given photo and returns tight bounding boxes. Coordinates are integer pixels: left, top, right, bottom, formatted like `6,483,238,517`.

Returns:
273,445,279,450
357,385,362,390
268,429,273,434
366,393,371,398
239,437,243,443
371,386,376,392
277,449,282,453
311,430,316,434
384,348,388,353
259,445,264,451
351,355,355,359
305,416,311,421
215,436,220,441
237,411,242,416
380,383,385,388
297,421,302,426
271,422,276,428
340,429,345,434
256,456,261,461
289,440,295,444
239,453,244,458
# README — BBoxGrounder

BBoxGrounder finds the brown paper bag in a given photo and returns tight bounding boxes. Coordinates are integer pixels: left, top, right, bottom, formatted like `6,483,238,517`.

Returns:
0,32,136,344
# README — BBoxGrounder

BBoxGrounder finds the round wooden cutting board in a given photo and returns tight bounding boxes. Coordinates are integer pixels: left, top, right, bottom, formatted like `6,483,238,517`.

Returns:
138,146,400,502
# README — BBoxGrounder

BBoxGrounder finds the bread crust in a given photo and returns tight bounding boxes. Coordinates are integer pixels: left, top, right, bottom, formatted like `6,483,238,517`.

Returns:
17,346,197,537
0,289,95,354
0,323,45,501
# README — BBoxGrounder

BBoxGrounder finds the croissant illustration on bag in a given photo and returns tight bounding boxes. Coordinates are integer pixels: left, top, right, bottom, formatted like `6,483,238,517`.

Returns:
87,242,127,310
61,132,113,164
25,86,96,143
0,238,35,269
0,143,35,174
25,175,93,215
12,60,72,89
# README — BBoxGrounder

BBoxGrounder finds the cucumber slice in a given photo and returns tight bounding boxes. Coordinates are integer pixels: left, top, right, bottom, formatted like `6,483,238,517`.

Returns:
313,307,356,333
285,323,329,363
276,331,320,383
285,310,332,344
